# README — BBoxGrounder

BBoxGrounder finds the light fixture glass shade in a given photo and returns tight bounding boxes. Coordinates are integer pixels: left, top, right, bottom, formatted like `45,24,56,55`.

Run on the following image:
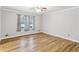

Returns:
31,7,47,13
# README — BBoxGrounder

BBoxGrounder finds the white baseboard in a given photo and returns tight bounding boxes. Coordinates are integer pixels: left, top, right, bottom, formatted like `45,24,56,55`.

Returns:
43,32,79,43
1,31,79,43
1,34,27,40
1,32,40,40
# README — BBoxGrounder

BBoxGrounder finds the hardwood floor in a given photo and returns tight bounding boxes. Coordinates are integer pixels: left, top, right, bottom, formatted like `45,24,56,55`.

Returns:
0,33,79,52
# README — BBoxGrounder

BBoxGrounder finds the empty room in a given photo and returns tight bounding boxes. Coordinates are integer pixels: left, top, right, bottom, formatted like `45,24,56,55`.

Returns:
0,6,79,52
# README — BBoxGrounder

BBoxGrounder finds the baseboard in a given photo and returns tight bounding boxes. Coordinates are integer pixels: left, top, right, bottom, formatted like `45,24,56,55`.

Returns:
1,32,40,40
43,32,79,43
0,38,1,41
1,31,79,43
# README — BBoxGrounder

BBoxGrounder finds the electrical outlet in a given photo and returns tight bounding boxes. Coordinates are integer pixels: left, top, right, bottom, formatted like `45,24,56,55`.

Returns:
5,34,8,37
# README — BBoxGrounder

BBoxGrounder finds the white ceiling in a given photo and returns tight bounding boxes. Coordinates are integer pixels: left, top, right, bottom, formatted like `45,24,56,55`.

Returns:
2,6,75,14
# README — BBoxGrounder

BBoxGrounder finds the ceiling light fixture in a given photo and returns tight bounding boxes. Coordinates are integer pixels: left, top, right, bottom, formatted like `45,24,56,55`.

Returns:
31,7,48,13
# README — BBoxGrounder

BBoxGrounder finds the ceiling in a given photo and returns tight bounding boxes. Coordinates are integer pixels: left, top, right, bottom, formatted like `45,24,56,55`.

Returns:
2,6,75,14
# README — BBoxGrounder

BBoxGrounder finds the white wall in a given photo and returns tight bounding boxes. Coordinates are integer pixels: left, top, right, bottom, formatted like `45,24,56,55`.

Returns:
2,6,79,42
1,8,41,39
0,7,1,39
42,7,79,42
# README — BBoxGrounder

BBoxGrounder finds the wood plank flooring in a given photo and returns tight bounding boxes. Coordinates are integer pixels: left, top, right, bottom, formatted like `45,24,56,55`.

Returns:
0,33,79,52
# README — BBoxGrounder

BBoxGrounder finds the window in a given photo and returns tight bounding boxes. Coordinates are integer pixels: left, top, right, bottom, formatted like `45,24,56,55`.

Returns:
20,15,25,29
17,14,35,32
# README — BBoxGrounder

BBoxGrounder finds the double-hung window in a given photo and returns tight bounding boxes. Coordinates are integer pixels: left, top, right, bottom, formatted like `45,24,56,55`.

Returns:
17,14,35,32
